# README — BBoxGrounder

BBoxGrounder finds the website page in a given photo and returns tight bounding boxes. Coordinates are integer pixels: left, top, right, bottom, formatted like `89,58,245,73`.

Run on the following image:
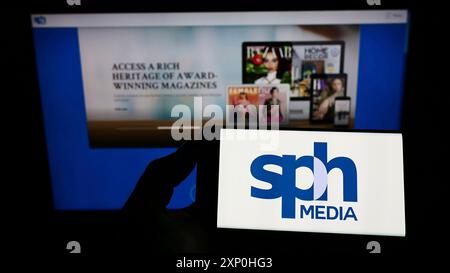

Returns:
32,10,409,210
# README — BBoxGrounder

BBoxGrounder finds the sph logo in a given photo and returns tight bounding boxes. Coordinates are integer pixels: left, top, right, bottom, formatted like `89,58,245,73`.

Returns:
250,142,357,220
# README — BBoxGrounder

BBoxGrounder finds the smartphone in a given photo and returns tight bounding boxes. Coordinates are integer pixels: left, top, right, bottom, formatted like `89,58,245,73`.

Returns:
334,97,351,127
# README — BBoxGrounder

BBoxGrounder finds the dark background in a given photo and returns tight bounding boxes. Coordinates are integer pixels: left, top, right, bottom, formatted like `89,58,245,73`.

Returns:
3,0,447,265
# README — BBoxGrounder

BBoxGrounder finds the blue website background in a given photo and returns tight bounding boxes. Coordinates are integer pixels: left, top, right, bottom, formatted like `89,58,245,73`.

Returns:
32,24,408,210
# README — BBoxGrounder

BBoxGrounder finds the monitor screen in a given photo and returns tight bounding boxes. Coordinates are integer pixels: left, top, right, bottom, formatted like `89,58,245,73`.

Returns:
31,10,409,210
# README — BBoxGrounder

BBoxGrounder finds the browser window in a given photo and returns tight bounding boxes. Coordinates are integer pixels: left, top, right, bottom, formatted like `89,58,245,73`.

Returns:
31,10,409,210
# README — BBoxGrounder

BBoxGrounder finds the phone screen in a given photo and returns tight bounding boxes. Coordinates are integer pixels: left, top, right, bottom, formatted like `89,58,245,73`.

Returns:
334,97,351,126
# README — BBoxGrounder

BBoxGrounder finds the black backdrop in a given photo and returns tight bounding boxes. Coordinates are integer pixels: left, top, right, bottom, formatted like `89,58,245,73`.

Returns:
3,0,447,266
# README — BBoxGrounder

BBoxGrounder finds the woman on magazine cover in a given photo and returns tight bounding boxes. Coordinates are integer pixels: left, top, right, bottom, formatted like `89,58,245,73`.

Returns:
313,77,345,120
263,86,283,123
255,50,282,84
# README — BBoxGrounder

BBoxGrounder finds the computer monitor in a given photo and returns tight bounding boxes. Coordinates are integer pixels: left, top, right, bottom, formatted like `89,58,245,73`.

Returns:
31,9,409,211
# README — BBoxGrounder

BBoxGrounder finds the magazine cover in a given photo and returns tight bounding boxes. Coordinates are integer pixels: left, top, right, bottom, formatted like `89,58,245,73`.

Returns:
227,85,260,124
258,84,289,124
243,42,293,85
227,84,289,125
291,42,345,97
310,74,347,123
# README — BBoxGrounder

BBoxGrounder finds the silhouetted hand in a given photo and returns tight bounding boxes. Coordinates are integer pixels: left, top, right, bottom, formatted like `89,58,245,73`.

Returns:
121,140,220,253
